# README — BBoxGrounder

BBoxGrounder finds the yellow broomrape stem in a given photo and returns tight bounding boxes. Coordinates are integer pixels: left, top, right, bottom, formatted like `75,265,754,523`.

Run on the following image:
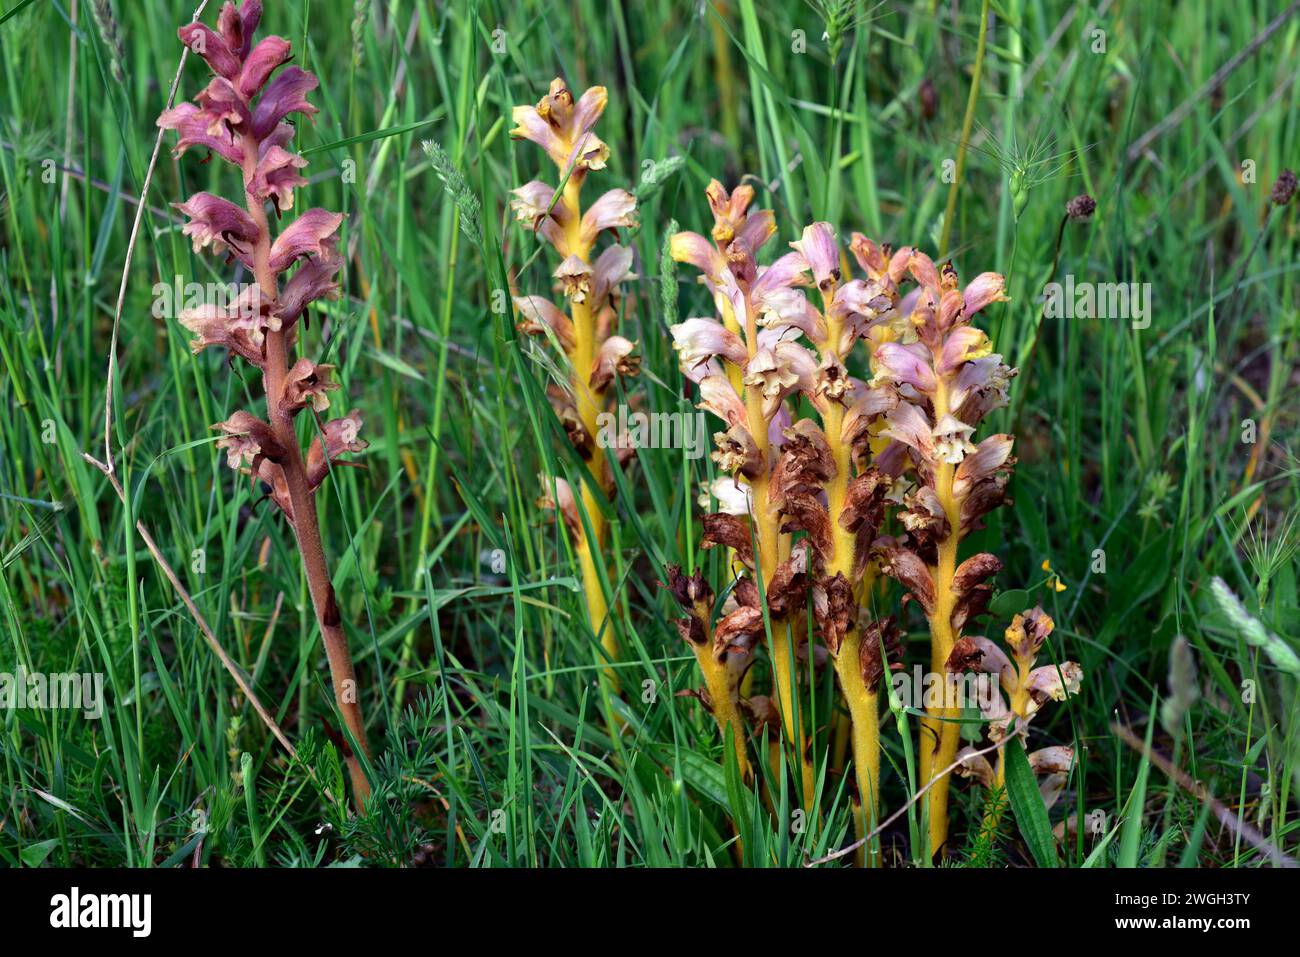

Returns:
559,176,619,690
740,318,813,807
691,644,750,779
822,397,883,865
922,380,964,857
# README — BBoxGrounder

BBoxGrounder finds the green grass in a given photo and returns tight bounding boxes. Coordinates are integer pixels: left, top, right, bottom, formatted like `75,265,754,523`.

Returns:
1,0,1298,868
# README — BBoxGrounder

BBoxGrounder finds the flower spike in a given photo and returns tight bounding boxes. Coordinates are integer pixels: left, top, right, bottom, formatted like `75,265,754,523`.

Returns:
510,78,639,696
160,1,368,805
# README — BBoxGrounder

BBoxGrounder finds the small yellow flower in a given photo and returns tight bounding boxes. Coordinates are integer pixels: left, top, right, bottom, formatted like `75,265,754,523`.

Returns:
1041,558,1068,592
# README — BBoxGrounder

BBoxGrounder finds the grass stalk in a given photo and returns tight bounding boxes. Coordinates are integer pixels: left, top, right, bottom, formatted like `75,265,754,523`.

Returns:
938,0,992,259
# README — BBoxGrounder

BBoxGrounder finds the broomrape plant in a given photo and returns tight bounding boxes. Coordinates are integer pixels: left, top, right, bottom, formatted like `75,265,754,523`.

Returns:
510,78,640,691
159,2,371,803
869,249,1019,856
668,178,1045,861
663,564,757,779
669,182,823,804
948,606,1082,832
769,223,908,849
670,193,905,828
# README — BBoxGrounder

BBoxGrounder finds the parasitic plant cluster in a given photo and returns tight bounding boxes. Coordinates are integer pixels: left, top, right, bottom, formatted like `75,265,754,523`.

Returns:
663,181,1080,861
509,78,640,693
151,34,1082,852
869,248,1022,853
160,1,370,803
669,184,828,806
949,606,1082,832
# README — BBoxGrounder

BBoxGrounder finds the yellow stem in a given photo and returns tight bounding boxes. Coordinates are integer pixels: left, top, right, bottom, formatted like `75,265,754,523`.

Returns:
922,380,963,858
822,388,883,865
718,293,746,396
834,631,881,865
831,712,850,773
982,661,1030,833
735,296,811,807
558,174,617,688
692,644,750,780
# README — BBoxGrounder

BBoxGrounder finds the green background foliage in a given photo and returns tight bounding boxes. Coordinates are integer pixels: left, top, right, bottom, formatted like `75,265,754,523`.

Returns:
0,0,1297,867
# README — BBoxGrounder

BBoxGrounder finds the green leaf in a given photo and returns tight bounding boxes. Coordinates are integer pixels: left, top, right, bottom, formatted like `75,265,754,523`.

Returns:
20,838,58,868
1118,695,1159,867
1003,736,1058,867
677,748,729,809
365,347,425,382
0,0,39,28
989,589,1031,619
722,725,752,860
300,114,446,156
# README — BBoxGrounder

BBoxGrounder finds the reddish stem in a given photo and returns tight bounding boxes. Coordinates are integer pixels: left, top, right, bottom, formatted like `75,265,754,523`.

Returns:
239,133,372,807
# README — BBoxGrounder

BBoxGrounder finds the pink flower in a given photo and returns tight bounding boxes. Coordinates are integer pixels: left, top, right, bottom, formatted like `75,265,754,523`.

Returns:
581,189,638,247
670,317,747,377
179,283,274,363
178,21,243,79
952,433,1015,499
736,209,777,256
936,326,992,375
589,335,640,390
174,192,259,263
669,230,723,284
791,222,840,291
514,295,576,351
871,341,937,394
306,410,367,488
963,271,1009,317
158,102,244,164
214,410,282,470
743,341,817,417
881,401,938,465
251,67,320,138
238,35,291,97
510,79,610,173
828,278,894,346
749,251,810,302
193,77,248,133
950,356,1017,425
283,358,338,413
268,209,344,271
590,245,635,308
248,144,308,211
216,1,262,59
696,375,749,430
763,300,825,353
510,181,568,250
704,180,763,249
849,234,912,290
277,241,343,329
553,255,594,303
